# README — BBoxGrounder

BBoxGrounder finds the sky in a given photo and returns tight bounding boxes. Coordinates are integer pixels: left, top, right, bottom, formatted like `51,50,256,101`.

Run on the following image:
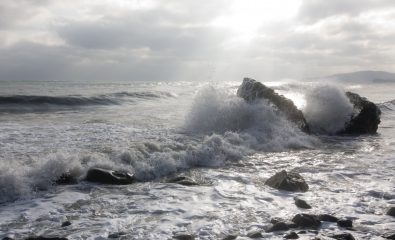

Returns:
0,0,395,82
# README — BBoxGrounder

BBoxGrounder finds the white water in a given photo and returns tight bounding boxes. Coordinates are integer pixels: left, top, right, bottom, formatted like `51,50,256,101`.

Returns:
0,80,394,239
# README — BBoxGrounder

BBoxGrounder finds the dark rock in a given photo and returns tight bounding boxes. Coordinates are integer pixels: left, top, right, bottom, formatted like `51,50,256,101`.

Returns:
383,231,395,239
329,233,355,240
270,217,284,224
61,221,71,227
237,78,309,132
294,197,312,209
337,219,352,228
292,214,321,229
25,237,68,240
54,173,78,185
386,207,395,217
297,231,307,234
222,235,237,240
168,176,199,186
108,232,126,238
173,233,195,240
3,237,14,240
340,92,381,134
284,232,299,239
266,222,289,232
265,170,309,192
246,230,263,238
84,168,135,185
318,214,338,222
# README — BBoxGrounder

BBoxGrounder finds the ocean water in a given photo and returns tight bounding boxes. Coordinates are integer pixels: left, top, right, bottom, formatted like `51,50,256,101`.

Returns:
0,79,394,239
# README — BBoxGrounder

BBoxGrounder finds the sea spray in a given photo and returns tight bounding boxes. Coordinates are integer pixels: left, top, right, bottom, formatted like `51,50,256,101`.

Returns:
302,85,353,134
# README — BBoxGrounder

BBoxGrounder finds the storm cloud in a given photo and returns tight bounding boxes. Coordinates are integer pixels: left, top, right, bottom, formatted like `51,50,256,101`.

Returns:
0,0,394,81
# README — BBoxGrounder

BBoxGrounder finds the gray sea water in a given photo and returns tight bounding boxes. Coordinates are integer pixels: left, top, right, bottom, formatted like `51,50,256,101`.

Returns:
0,79,394,239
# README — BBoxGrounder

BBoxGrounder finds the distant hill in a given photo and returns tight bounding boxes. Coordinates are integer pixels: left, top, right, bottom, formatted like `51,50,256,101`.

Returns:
318,71,395,83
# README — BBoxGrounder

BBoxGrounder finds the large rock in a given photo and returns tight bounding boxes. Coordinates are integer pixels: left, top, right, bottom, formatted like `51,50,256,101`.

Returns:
84,168,135,185
341,92,381,134
237,78,309,132
265,170,309,192
292,214,321,229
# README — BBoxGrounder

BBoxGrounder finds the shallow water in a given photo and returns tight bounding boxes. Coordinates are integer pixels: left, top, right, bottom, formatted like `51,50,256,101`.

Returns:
0,80,394,239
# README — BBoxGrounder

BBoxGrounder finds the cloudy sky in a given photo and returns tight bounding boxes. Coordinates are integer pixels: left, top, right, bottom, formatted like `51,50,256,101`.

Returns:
1,0,395,82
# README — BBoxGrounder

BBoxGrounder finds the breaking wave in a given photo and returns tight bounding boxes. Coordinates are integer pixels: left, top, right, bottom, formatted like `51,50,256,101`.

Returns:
0,86,317,203
302,85,354,134
0,91,175,113
378,99,395,111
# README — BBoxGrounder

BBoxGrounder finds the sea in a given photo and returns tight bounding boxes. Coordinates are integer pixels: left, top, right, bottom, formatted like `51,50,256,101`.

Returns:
0,79,394,239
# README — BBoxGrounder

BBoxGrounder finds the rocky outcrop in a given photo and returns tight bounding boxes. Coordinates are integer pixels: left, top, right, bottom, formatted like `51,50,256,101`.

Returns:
237,78,381,135
84,168,135,185
237,78,309,132
265,170,309,192
340,92,381,134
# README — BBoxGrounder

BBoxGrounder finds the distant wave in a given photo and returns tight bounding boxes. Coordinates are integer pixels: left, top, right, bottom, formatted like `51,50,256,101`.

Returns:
378,99,395,111
0,91,175,113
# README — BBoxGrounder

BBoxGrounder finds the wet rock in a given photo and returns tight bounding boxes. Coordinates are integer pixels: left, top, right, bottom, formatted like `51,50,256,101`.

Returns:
284,232,299,239
25,237,68,240
61,221,71,227
383,231,395,239
222,235,237,240
168,176,199,186
292,214,321,229
84,168,135,185
340,92,381,134
54,173,78,185
266,222,289,232
2,237,14,240
173,232,195,240
237,78,309,132
318,214,338,222
246,230,263,238
337,219,352,228
386,207,395,217
108,232,126,238
265,170,309,192
329,233,355,240
294,197,312,209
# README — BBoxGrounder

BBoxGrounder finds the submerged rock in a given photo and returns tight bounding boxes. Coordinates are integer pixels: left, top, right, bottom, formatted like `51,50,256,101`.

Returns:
61,221,71,227
284,232,299,239
168,176,199,186
246,230,263,238
329,233,355,240
84,168,135,185
294,197,312,209
383,231,395,239
237,78,309,132
337,219,352,228
318,214,338,222
292,214,321,229
266,222,290,232
173,232,195,240
340,92,381,134
265,170,309,192
386,206,395,217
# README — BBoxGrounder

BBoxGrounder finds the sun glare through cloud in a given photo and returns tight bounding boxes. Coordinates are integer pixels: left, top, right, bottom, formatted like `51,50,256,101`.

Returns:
212,0,301,44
